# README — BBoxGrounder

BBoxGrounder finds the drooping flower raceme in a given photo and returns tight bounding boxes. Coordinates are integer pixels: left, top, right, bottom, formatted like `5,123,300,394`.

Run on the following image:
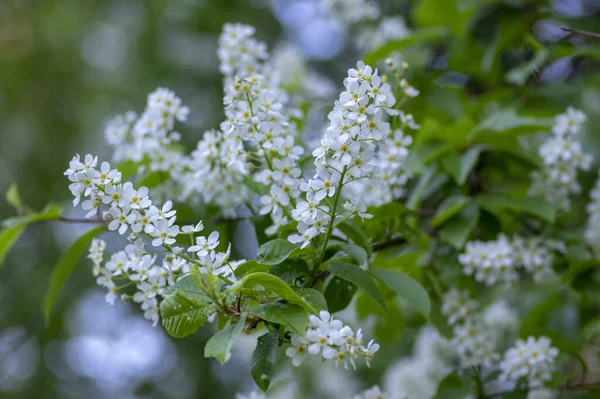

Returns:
66,154,238,325
459,234,564,286
290,62,401,246
285,310,379,370
499,336,559,388
441,288,478,326
529,107,591,211
585,171,600,256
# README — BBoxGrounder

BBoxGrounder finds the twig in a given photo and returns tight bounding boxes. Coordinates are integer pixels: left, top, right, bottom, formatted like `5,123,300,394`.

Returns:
560,26,600,40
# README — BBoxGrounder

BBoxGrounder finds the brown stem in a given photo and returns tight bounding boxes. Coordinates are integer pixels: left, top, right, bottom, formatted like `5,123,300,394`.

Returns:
560,26,600,40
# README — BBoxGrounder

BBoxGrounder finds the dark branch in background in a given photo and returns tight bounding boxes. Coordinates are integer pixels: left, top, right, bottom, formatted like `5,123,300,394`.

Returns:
560,26,600,40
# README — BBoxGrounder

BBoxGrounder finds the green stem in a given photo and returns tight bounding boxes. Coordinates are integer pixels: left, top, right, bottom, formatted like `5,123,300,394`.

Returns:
316,166,348,267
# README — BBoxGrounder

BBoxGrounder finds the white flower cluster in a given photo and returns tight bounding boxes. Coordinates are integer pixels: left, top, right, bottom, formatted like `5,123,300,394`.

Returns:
383,327,454,399
356,16,409,51
104,88,189,172
290,62,401,248
353,385,397,399
442,291,519,369
459,234,564,285
285,310,379,369
66,154,239,325
321,0,380,26
585,172,600,256
529,107,591,211
499,336,559,388
218,23,268,78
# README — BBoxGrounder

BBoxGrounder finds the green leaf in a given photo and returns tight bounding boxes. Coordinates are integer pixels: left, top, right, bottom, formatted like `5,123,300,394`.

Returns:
232,273,316,313
256,239,298,265
324,276,358,312
291,287,328,311
43,225,105,322
204,312,248,364
163,275,203,296
561,260,600,285
269,259,309,282
6,183,28,213
476,194,556,224
371,268,431,319
363,26,448,65
250,303,308,335
336,220,372,256
160,289,212,338
473,109,552,135
442,145,487,185
438,204,479,250
329,241,368,265
407,163,437,210
434,373,476,399
328,262,386,313
431,195,471,227
251,332,278,392
234,260,271,278
138,171,170,189
0,224,26,270
506,49,550,86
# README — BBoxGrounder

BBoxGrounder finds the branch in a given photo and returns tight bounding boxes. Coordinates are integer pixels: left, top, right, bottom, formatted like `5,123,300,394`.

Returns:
560,26,600,40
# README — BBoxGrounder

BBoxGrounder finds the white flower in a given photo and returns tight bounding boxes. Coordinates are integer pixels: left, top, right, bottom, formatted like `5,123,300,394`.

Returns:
188,231,220,256
288,222,318,249
150,218,180,247
441,289,478,326
499,336,559,388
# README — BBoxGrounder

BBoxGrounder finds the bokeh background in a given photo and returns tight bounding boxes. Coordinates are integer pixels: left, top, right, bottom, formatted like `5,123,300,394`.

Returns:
1,0,599,398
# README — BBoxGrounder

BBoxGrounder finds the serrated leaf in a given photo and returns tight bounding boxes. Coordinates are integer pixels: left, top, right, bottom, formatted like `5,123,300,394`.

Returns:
250,303,308,335
251,332,278,392
328,262,386,313
232,272,316,313
438,204,479,250
371,268,431,319
160,289,212,338
476,194,556,224
163,275,204,296
442,145,487,185
43,225,105,322
269,259,309,282
204,312,248,364
431,195,471,227
256,239,298,265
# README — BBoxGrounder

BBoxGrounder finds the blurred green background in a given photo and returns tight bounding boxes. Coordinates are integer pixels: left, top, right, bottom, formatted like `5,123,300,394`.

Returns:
1,0,599,398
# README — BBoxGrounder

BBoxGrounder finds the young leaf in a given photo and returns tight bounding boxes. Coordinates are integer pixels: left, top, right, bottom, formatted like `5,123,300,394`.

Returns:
328,262,387,313
250,303,308,335
430,195,471,227
0,224,26,270
256,239,298,265
138,170,170,189
6,183,28,214
232,272,316,313
43,225,105,322
251,331,279,392
160,289,212,338
371,268,431,320
204,312,248,364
